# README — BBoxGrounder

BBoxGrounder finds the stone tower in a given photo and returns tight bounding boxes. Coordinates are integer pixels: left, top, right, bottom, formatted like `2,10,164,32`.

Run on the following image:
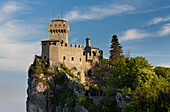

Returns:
48,17,69,44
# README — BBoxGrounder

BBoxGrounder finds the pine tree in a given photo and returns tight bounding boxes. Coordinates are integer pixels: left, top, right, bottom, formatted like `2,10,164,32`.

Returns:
109,35,123,61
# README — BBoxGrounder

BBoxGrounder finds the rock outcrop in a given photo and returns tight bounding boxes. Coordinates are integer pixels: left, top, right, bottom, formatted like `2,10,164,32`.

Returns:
26,56,88,112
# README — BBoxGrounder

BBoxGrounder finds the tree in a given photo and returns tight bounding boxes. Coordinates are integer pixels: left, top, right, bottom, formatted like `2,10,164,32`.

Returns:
109,35,123,61
125,68,170,112
154,66,168,78
120,56,153,89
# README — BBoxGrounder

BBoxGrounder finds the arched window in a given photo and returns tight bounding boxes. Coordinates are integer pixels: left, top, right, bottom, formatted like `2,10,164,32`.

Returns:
64,29,66,33
63,56,66,60
61,29,63,33
50,29,52,33
56,29,58,33
53,30,55,33
80,58,81,62
71,57,74,61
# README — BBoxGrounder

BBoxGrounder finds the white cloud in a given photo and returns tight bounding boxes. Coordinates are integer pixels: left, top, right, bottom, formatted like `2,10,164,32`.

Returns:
0,1,25,22
148,16,170,25
65,4,134,22
0,20,41,72
0,1,24,13
0,1,43,72
120,29,151,41
158,23,170,36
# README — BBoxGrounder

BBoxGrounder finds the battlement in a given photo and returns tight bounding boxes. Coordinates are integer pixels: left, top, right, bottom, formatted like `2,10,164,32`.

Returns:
44,41,83,49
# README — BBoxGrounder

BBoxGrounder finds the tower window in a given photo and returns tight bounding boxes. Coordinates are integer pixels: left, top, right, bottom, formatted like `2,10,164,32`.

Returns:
55,24,57,26
50,30,52,33
44,56,46,59
63,24,65,26
71,57,74,61
59,24,61,26
63,56,66,60
64,29,66,33
80,58,81,62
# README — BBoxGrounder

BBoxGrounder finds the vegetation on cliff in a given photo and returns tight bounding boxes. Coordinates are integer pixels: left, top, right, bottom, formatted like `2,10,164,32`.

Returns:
28,35,170,112
88,35,170,112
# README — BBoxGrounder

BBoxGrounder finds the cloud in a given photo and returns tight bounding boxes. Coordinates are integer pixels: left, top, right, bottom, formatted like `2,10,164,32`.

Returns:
158,23,170,36
120,29,151,41
0,1,44,72
0,1,25,21
65,4,135,22
120,23,170,41
131,53,170,57
0,1,24,13
0,20,41,72
148,16,170,25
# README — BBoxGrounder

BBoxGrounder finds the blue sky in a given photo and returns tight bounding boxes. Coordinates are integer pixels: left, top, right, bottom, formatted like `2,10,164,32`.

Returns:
0,0,170,111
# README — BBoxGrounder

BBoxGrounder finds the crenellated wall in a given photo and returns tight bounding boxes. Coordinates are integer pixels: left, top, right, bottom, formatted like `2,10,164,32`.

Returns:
41,17,103,84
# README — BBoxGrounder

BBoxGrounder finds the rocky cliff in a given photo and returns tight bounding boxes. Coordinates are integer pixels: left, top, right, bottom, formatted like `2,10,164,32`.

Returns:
26,56,88,112
26,56,127,112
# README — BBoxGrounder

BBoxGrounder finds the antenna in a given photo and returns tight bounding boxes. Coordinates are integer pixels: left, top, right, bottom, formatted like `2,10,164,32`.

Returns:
53,8,54,19
61,2,64,19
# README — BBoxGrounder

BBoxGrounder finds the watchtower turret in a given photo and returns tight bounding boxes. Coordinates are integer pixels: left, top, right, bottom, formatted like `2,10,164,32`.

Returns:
48,17,69,44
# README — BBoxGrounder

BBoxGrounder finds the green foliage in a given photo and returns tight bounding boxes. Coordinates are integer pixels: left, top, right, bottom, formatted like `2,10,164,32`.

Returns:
77,71,81,76
73,67,77,71
125,68,170,112
59,88,76,112
121,56,153,89
108,58,127,88
77,98,97,112
67,96,76,112
154,66,168,77
85,86,90,90
77,97,86,104
97,95,118,112
60,63,74,78
101,58,109,65
109,34,123,60
121,86,131,98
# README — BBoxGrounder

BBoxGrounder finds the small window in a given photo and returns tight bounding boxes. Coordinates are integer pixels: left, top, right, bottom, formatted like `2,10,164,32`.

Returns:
44,56,46,59
50,30,52,33
63,56,66,60
59,24,61,26
49,43,51,45
63,24,65,26
55,24,57,26
80,58,81,62
71,57,74,61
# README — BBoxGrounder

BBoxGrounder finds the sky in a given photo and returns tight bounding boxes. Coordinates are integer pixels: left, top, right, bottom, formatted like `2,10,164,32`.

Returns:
0,0,170,111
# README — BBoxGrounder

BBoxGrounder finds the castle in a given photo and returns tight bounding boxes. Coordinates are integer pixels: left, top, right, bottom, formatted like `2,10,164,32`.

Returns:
41,17,103,83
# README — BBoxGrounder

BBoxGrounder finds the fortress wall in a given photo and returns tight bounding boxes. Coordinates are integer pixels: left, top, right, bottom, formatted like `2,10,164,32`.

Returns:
49,43,85,83
42,42,49,61
60,44,85,83
49,42,61,65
